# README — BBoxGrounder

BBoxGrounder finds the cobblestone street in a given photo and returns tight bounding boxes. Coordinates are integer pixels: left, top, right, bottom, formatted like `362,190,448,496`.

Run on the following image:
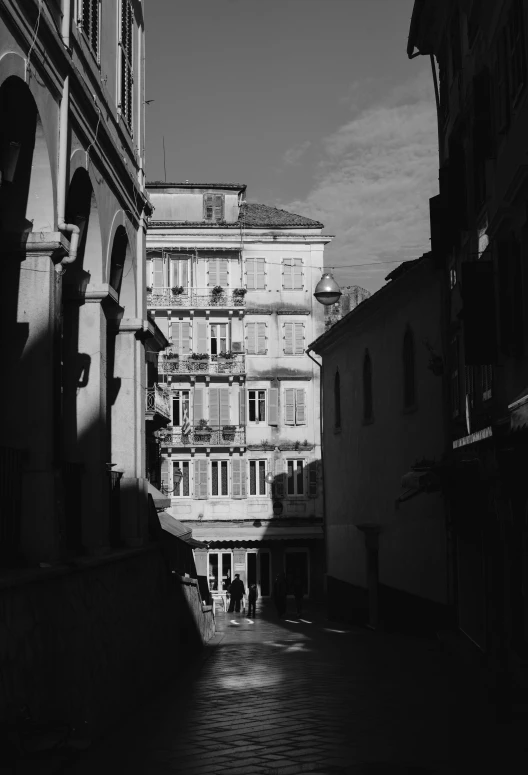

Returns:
74,602,528,775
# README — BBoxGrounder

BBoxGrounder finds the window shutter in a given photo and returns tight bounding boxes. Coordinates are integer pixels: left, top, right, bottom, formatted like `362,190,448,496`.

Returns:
181,322,191,354
294,323,304,354
219,388,230,425
219,258,228,287
172,322,181,352
209,387,219,426
295,389,306,424
246,322,256,354
232,458,247,499
274,459,285,498
283,259,293,290
204,194,214,220
257,323,267,354
194,459,208,499
208,258,217,287
195,320,208,353
257,258,266,289
146,259,153,287
246,259,256,290
239,387,246,425
153,257,164,287
160,456,169,490
284,323,294,355
214,194,224,221
268,388,278,425
193,388,204,424
293,259,303,289
284,388,295,425
308,464,317,497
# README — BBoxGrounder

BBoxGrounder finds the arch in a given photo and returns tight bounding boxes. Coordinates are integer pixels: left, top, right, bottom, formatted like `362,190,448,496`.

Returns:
334,369,341,429
363,349,373,421
109,224,136,315
0,75,54,240
403,327,416,408
63,167,103,287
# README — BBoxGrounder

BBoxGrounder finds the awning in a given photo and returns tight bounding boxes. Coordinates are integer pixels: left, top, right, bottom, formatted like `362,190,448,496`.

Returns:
158,510,192,541
148,482,171,511
186,523,324,542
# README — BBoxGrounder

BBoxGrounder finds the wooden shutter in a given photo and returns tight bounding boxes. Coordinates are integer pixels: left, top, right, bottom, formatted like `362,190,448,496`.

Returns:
214,194,224,221
246,322,256,354
219,388,230,425
308,464,317,497
293,259,303,289
283,259,293,289
296,389,306,424
218,258,228,287
204,194,214,220
153,256,164,287
284,388,295,425
156,316,169,339
232,458,247,499
160,456,169,490
146,259,153,287
208,258,217,286
195,320,208,353
257,258,266,289
268,388,278,425
246,258,256,290
194,459,208,499
239,387,246,424
181,322,191,354
209,388,219,426
193,388,204,424
294,323,304,354
284,323,294,355
257,323,267,354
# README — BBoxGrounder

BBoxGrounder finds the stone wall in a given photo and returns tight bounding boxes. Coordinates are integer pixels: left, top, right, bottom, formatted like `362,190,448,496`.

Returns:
0,545,214,740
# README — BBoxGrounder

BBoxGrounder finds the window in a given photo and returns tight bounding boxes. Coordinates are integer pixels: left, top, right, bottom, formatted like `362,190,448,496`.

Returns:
248,390,266,423
482,364,493,401
209,387,230,427
403,329,416,408
334,370,341,429
79,0,100,62
282,258,303,290
246,322,267,354
194,458,208,499
172,390,190,427
451,337,460,418
284,388,306,426
283,322,305,355
119,0,134,132
149,252,165,289
246,258,266,290
172,461,190,497
287,460,304,496
363,350,373,421
210,324,228,355
250,460,267,496
211,461,229,497
203,194,224,222
207,257,228,287
465,365,475,409
450,266,458,289
168,254,190,289
232,458,247,498
171,322,191,355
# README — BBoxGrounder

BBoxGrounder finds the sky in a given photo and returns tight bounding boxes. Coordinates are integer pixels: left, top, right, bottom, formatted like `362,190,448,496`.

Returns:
145,0,439,293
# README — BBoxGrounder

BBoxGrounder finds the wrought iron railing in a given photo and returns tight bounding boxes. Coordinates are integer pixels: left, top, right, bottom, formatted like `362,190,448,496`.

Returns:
146,384,172,421
159,426,246,447
147,287,246,308
158,354,246,375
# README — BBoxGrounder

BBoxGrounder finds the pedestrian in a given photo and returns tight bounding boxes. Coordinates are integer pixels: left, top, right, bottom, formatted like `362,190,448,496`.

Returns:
273,572,288,618
293,572,304,617
247,582,258,617
227,573,245,613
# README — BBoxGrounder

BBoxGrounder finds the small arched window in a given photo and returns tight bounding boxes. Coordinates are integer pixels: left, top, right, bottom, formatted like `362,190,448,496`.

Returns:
403,328,416,408
363,350,373,421
334,370,341,429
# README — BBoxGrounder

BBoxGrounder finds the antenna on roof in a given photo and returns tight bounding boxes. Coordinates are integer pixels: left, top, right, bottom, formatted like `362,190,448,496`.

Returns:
162,136,167,182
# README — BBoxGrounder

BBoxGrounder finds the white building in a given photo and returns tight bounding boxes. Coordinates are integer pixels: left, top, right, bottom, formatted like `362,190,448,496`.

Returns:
146,183,332,600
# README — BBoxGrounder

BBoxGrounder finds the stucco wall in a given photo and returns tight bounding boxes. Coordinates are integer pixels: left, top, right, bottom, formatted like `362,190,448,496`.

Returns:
321,260,448,604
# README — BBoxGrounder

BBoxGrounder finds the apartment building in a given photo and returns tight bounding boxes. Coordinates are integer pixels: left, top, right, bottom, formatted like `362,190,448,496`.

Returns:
146,183,332,600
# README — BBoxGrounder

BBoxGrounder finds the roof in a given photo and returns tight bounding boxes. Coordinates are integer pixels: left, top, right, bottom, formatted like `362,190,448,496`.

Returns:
147,182,246,191
148,202,324,230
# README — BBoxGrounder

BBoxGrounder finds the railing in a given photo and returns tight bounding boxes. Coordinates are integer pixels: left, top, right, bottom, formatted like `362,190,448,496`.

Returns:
158,354,246,375
146,385,172,421
160,426,246,447
147,287,246,308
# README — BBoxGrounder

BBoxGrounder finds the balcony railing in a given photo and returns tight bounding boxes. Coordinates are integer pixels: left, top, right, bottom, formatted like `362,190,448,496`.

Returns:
146,385,172,421
147,287,246,308
159,426,246,447
159,354,246,375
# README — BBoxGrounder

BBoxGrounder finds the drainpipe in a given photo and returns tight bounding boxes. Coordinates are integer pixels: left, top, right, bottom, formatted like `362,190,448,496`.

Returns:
55,0,80,273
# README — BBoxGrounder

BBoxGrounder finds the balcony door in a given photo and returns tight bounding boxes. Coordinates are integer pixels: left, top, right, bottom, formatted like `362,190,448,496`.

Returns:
169,254,190,290
210,323,229,355
247,549,271,598
172,390,190,427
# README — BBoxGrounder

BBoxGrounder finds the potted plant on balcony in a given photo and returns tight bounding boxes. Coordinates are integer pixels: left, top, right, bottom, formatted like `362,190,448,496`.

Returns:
195,418,212,443
210,285,224,304
222,424,237,442
233,288,247,306
191,352,209,371
146,286,152,293
171,286,185,295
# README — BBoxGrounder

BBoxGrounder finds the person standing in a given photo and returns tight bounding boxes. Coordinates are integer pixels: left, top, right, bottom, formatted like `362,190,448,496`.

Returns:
247,583,258,617
273,572,288,618
228,573,245,613
293,572,304,617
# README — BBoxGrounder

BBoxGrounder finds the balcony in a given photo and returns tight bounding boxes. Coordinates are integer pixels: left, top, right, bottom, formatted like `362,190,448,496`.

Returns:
158,353,246,376
147,287,247,309
145,385,172,423
159,425,246,447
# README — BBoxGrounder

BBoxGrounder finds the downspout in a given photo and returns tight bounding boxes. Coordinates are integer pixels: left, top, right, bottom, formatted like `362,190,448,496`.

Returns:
306,346,328,597
55,0,80,273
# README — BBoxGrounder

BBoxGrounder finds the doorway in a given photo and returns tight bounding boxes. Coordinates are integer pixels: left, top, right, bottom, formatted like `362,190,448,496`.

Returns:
284,549,309,597
208,551,233,592
246,550,271,597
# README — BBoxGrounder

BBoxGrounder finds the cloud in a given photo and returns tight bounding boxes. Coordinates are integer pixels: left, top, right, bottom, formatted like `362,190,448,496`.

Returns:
278,68,439,292
282,140,311,166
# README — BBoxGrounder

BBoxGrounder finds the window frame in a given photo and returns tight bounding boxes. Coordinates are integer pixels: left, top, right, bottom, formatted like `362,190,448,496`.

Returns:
210,323,229,355
249,459,267,497
248,389,267,424
283,322,305,355
172,390,190,428
171,460,191,498
211,459,230,498
246,322,267,355
246,257,266,290
286,459,305,497
284,388,306,426
78,0,101,64
203,194,225,223
118,0,134,134
282,257,304,290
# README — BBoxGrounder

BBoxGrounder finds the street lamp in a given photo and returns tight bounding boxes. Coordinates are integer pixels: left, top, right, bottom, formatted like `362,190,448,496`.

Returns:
313,272,342,306
265,472,274,485
161,467,183,495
